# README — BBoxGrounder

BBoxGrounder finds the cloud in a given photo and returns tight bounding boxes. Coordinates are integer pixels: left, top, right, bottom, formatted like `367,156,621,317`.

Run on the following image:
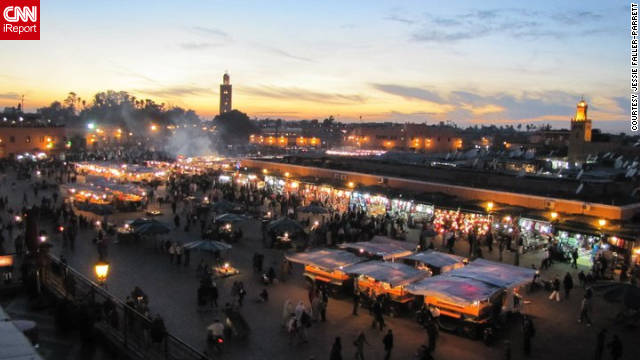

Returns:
0,92,19,100
371,83,443,102
135,86,211,98
384,15,415,25
265,47,313,62
409,8,609,43
192,26,230,39
242,86,365,105
179,42,223,50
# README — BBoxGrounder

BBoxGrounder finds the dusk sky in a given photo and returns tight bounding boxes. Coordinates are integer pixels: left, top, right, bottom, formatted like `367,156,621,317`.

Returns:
0,0,631,132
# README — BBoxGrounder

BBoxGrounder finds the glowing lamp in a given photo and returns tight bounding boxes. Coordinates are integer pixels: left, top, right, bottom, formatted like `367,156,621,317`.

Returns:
284,172,290,178
486,202,494,212
347,181,355,189
94,260,110,284
598,219,607,227
550,212,558,220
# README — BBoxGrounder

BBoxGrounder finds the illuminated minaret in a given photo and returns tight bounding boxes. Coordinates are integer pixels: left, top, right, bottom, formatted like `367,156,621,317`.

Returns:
568,97,593,162
570,97,591,142
219,72,232,115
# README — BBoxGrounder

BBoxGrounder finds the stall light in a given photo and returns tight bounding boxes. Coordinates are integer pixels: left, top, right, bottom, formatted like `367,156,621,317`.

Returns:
359,248,364,253
224,262,230,269
634,247,640,255
486,202,494,211
314,221,319,226
284,172,291,178
95,220,101,227
503,216,511,222
550,212,558,220
58,226,64,232
14,216,22,222
290,181,299,188
598,219,607,227
262,168,269,174
347,181,355,189
39,235,47,243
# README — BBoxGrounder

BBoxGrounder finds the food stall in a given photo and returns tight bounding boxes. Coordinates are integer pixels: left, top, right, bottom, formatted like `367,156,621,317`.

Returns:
349,191,389,216
400,250,466,276
406,275,503,336
285,249,366,292
339,236,415,261
407,259,534,338
343,261,429,305
517,214,552,251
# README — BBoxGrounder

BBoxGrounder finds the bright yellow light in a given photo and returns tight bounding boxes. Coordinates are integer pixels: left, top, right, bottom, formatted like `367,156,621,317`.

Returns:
486,202,494,211
94,261,110,282
550,212,558,220
284,172,290,177
598,219,607,227
290,181,299,188
262,168,268,174
347,181,355,188
150,124,158,131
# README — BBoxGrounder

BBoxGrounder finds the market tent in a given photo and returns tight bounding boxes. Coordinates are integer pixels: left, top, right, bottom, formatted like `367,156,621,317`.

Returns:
285,249,365,271
128,218,153,228
183,240,232,252
215,213,250,224
405,275,502,307
401,250,465,271
342,261,428,288
450,258,535,288
339,236,415,260
133,220,172,235
74,202,115,215
266,217,306,235
211,199,243,213
297,205,329,214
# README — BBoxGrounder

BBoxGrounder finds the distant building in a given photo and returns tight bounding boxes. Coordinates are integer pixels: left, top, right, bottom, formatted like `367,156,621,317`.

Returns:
219,72,232,115
345,123,463,152
0,125,66,158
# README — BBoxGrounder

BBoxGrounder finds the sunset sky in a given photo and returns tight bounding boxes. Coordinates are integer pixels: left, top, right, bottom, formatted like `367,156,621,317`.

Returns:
0,0,632,132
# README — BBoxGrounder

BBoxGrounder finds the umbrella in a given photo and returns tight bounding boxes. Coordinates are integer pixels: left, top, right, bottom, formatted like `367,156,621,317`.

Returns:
183,240,232,252
266,217,306,235
215,213,250,224
129,218,153,228
593,282,640,309
297,205,329,214
133,220,172,235
211,199,242,213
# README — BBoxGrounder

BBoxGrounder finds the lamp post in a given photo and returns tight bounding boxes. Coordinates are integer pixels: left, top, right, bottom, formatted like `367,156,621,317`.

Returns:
94,260,110,287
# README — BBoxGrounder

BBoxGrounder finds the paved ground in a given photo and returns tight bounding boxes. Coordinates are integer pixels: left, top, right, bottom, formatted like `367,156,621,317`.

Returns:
1,169,638,360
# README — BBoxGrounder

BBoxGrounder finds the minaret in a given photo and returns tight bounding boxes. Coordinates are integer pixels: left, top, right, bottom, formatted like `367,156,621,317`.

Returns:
219,72,232,115
570,97,591,142
568,97,592,163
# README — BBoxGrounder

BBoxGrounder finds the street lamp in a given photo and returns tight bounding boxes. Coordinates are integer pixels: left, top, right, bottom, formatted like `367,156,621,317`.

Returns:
94,260,110,285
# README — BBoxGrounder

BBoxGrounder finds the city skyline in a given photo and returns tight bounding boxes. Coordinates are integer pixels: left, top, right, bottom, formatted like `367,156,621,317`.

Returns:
0,0,631,132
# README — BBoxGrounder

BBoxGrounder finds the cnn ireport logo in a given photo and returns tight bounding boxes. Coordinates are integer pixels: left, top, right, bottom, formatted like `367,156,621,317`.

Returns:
1,0,40,40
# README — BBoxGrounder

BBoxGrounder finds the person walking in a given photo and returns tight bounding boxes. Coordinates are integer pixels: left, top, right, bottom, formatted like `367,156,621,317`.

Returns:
353,331,368,360
607,334,622,360
352,290,360,316
578,293,592,326
371,300,385,330
594,329,606,360
563,272,574,299
548,277,561,302
383,329,393,360
330,337,342,360
571,248,579,269
426,320,438,353
522,315,535,355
